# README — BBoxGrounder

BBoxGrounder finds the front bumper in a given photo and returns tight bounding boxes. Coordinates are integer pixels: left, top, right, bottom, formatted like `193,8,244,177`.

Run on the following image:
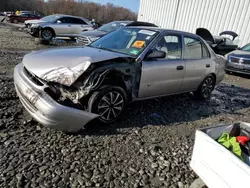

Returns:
29,27,39,37
76,36,91,45
14,63,99,132
225,61,250,75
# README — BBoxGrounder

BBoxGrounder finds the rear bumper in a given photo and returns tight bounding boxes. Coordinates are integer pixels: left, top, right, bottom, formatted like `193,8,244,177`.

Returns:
14,63,99,132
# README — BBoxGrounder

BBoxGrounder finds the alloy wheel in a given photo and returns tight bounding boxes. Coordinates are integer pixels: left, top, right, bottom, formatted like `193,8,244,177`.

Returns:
201,77,214,98
42,30,53,40
97,91,124,121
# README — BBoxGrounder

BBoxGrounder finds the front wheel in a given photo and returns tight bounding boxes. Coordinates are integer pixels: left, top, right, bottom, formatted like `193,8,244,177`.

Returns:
194,75,215,99
88,86,128,124
41,29,54,41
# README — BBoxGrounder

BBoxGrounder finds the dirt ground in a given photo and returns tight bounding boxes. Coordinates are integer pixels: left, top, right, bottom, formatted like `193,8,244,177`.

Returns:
1,22,250,188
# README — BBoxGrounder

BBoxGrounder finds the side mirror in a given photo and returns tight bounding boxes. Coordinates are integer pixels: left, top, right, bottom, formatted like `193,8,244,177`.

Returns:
146,50,166,60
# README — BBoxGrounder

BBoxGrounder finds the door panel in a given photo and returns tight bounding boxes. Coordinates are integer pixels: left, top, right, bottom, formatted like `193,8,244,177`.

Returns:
52,23,70,35
52,17,72,35
139,59,185,98
182,59,212,91
69,18,88,34
139,34,185,99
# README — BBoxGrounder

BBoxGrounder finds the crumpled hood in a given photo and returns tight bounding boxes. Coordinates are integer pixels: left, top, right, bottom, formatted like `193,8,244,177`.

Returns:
228,50,250,56
79,30,107,37
23,46,131,86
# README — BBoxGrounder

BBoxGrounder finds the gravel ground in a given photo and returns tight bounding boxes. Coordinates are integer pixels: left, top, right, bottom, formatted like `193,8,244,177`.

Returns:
1,23,250,188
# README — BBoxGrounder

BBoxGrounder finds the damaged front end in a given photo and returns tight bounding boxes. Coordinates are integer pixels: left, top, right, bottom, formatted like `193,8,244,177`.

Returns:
43,57,138,111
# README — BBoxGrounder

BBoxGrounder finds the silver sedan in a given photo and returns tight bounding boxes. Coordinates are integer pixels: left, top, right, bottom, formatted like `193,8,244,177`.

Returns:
14,27,226,132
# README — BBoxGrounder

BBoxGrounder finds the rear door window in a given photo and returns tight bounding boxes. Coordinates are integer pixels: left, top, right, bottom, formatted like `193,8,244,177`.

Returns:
68,18,87,25
58,17,71,24
184,36,210,59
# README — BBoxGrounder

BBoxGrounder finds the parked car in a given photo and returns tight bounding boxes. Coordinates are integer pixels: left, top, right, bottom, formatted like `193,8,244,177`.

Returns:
76,21,158,45
6,13,42,24
225,42,250,75
28,14,93,40
4,11,15,16
14,26,225,132
76,21,132,45
196,28,239,55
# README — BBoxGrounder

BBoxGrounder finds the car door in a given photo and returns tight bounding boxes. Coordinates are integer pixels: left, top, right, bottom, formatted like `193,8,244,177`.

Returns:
182,35,212,91
70,18,90,34
52,17,71,35
138,33,185,99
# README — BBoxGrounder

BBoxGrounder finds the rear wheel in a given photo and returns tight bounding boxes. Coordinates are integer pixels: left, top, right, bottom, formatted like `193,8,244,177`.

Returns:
194,75,215,99
41,28,54,41
88,86,128,124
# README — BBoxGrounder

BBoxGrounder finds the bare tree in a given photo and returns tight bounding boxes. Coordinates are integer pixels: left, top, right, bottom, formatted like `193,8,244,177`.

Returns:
0,0,137,24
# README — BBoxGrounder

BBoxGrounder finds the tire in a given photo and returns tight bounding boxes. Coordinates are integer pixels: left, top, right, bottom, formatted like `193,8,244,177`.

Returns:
41,28,54,41
13,19,18,24
88,86,128,124
194,75,215,99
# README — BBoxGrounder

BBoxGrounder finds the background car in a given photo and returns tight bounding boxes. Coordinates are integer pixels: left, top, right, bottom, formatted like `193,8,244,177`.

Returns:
225,42,250,75
76,21,132,45
6,13,42,24
29,14,93,40
14,26,225,132
76,21,158,45
196,28,239,55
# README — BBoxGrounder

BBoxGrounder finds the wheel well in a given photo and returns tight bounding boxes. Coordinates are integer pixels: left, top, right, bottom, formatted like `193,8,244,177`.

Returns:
210,73,216,83
42,27,55,37
102,72,127,89
100,71,132,100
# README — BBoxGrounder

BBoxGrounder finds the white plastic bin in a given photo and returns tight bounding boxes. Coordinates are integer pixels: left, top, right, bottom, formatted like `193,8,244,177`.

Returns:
190,122,250,188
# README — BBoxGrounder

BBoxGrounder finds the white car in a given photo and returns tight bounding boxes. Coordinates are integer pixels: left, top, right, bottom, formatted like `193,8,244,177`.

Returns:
27,14,94,40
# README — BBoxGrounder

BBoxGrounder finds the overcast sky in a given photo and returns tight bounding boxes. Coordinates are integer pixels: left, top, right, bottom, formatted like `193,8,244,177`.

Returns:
87,0,140,13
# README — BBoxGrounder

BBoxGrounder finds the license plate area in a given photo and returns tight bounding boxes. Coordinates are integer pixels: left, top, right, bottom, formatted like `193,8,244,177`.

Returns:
233,64,244,69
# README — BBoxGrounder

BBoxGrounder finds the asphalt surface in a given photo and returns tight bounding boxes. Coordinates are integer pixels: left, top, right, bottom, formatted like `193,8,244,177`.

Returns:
1,22,250,188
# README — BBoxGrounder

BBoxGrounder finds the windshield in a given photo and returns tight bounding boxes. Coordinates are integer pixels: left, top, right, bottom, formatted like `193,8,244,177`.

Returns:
41,15,58,22
90,28,159,56
241,43,250,52
98,22,129,33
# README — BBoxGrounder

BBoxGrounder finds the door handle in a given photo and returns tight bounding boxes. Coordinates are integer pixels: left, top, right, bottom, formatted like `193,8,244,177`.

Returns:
206,64,210,68
176,65,184,70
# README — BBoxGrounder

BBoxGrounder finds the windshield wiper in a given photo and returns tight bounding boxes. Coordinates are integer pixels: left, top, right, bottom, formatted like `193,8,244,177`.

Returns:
90,46,115,52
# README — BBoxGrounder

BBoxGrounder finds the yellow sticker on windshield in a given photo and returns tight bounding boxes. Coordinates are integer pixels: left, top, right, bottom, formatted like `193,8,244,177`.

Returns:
132,40,145,48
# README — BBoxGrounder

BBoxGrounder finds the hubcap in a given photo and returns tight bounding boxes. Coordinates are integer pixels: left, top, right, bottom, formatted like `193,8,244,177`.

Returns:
98,91,124,121
201,77,213,98
42,30,52,40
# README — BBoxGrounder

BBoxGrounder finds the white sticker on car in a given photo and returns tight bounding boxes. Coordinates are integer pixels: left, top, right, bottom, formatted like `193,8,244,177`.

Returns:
138,30,156,36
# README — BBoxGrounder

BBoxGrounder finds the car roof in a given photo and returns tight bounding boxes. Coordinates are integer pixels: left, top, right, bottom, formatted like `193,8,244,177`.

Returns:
111,21,133,24
53,14,89,22
125,26,199,37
